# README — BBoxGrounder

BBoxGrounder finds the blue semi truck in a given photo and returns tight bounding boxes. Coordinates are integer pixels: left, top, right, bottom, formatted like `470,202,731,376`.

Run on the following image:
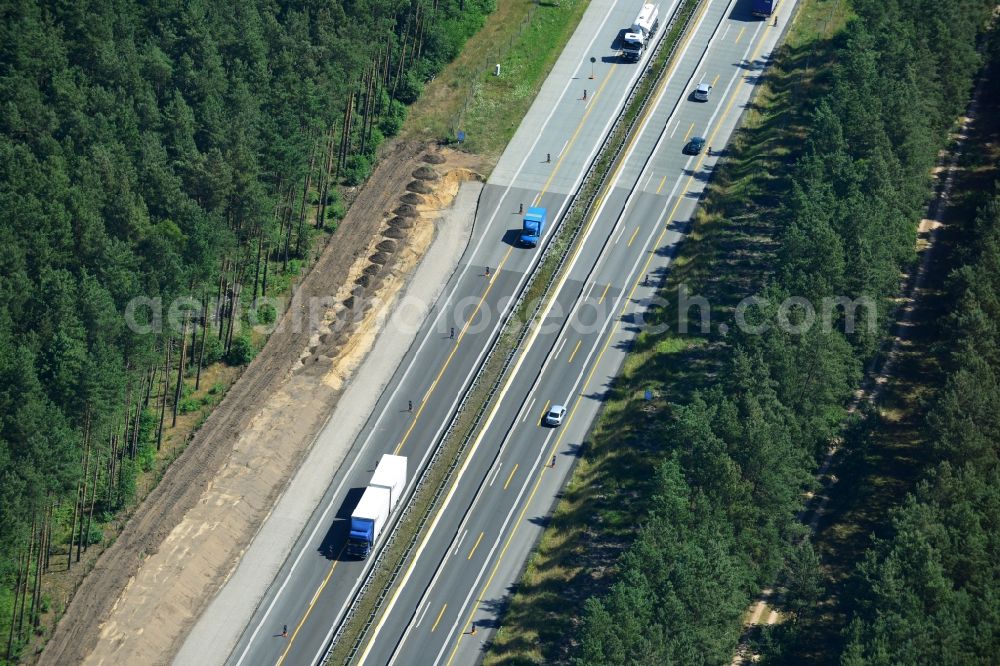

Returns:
751,0,777,17
519,207,547,247
347,454,407,559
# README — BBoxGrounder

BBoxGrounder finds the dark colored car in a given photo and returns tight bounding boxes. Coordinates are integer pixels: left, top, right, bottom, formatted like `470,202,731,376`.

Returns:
684,136,706,155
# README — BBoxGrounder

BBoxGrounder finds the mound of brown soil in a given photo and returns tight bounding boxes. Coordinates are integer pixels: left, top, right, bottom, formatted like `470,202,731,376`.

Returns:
400,193,424,205
389,217,414,229
394,204,417,217
406,180,433,194
383,227,406,239
422,152,446,164
377,240,397,252
412,166,439,180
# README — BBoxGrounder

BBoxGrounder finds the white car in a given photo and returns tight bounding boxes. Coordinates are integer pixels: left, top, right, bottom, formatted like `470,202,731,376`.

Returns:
544,405,567,427
693,82,712,101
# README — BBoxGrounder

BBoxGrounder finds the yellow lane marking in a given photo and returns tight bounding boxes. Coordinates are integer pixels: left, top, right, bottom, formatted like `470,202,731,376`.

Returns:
682,122,695,141
627,226,640,247
393,244,512,455
735,26,745,43
503,464,519,491
536,66,619,197
393,47,621,457
445,8,773,664
656,175,667,194
275,546,344,665
567,339,582,364
353,32,625,666
431,604,448,632
467,532,485,560
598,283,611,304
537,400,550,426
711,73,720,86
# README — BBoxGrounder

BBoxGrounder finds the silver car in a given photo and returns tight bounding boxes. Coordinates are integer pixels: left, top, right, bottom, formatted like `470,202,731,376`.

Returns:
544,405,567,427
693,82,712,101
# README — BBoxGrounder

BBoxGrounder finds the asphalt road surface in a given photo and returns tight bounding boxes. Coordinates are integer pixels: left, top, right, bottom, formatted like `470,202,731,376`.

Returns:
220,1,683,664
354,0,798,664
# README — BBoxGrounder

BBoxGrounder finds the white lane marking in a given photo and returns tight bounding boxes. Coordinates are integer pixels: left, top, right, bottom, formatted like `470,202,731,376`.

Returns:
236,122,563,666
429,0,762,659
488,462,504,487
553,338,567,359
391,0,732,654
452,530,468,557
370,0,741,656
430,207,669,666
614,224,627,244
304,3,651,661
721,23,731,40
376,358,561,665
669,120,679,138
558,139,569,157
688,21,763,175
414,601,431,628
232,0,653,661
521,398,537,424
370,31,698,650
349,2,648,662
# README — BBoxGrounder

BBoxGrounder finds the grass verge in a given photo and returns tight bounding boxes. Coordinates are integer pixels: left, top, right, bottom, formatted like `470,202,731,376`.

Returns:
404,0,592,164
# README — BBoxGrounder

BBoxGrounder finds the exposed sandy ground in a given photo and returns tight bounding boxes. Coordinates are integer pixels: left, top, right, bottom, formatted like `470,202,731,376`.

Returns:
39,143,484,666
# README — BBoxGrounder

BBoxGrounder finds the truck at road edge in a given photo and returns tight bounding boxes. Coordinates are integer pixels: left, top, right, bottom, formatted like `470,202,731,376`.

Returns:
519,207,547,247
347,454,407,559
622,4,660,62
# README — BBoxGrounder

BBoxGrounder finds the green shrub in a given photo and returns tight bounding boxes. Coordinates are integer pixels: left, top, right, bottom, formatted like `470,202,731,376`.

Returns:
138,409,158,447
226,334,257,366
112,459,136,510
327,199,346,221
379,109,405,138
257,302,277,324
199,332,225,365
365,127,385,158
342,154,372,186
178,396,202,414
394,70,423,104
84,520,103,544
136,442,156,472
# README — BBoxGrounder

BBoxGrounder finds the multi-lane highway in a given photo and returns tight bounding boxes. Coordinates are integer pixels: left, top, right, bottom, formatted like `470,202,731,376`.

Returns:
211,1,684,665
353,0,795,664
189,0,795,662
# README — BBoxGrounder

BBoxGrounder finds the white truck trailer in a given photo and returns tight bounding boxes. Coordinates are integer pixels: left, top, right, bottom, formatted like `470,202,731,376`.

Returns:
622,4,660,62
347,454,407,559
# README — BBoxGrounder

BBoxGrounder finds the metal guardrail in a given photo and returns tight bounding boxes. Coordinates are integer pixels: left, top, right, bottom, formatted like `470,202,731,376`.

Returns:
322,4,702,663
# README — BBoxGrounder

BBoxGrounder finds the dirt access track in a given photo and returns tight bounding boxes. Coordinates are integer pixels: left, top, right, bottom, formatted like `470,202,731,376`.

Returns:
39,140,484,665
